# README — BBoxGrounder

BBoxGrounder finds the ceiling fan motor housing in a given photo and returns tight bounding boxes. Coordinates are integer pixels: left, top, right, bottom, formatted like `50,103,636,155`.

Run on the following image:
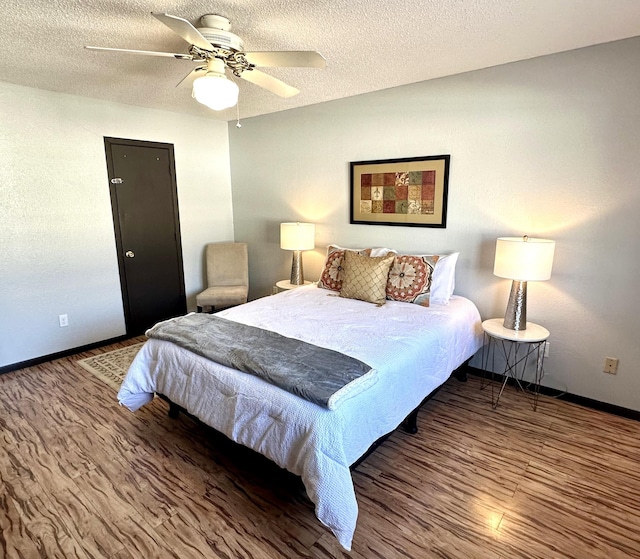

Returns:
198,14,243,51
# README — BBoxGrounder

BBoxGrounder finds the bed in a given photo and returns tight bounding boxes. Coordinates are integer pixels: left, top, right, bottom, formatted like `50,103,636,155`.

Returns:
118,283,483,550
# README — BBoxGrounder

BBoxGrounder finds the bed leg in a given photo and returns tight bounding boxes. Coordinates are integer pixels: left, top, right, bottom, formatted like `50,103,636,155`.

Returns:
403,409,418,434
168,401,180,419
453,359,470,382
453,368,468,382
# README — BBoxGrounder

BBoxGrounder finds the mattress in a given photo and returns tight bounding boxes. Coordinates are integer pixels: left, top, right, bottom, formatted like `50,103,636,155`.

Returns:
118,284,483,549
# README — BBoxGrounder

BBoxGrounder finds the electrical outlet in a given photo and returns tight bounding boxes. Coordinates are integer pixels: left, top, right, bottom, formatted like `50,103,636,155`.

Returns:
603,357,618,375
59,314,68,327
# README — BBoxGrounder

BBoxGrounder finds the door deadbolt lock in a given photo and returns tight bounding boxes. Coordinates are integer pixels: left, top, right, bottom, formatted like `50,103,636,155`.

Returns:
125,250,135,258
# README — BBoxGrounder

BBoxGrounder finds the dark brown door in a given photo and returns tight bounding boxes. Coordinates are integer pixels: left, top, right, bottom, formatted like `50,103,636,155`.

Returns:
105,137,186,335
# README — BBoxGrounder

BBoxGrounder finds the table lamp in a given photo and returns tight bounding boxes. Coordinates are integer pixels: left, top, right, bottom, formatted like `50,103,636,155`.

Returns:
280,222,315,285
493,235,555,331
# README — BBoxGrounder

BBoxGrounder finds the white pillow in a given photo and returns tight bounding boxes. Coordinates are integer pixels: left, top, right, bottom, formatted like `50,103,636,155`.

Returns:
430,252,459,305
370,247,397,257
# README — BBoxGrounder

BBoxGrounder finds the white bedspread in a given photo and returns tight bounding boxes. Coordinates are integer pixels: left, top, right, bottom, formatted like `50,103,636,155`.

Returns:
118,285,483,550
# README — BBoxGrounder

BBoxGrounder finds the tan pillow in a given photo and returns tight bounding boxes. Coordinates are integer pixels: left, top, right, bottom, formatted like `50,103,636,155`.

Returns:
318,245,371,291
340,251,395,305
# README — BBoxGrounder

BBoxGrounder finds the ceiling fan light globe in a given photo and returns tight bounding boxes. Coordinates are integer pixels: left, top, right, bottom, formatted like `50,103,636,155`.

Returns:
192,74,239,111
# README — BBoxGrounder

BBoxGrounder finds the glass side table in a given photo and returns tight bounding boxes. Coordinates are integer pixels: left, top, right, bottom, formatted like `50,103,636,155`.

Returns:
481,318,549,411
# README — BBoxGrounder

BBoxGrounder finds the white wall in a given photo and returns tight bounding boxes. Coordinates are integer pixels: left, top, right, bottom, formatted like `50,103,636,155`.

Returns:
0,82,233,367
229,37,640,411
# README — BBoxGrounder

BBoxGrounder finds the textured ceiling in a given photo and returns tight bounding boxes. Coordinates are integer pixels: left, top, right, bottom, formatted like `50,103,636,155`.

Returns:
1,0,639,121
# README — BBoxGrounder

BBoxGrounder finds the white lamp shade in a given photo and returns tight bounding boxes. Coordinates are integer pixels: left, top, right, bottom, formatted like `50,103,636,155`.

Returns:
280,222,315,251
192,74,239,111
494,237,555,281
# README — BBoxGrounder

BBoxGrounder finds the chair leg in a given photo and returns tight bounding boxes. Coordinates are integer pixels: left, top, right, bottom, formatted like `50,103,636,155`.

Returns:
196,305,203,313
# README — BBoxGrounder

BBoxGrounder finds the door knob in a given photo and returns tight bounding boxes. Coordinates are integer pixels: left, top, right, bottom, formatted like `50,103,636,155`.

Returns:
125,250,135,258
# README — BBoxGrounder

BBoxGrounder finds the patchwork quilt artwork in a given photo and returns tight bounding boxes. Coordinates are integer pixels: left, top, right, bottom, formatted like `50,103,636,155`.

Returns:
359,170,436,215
350,155,450,228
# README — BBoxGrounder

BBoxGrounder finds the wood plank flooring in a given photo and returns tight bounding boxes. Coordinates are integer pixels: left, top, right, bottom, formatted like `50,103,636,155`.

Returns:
1,338,640,558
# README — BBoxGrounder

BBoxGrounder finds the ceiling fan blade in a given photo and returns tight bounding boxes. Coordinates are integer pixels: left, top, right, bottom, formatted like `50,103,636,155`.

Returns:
244,51,326,68
151,12,213,51
240,69,299,98
85,46,194,60
176,66,207,88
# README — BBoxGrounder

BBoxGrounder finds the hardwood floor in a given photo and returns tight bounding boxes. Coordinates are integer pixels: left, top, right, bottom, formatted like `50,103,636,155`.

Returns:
2,339,640,558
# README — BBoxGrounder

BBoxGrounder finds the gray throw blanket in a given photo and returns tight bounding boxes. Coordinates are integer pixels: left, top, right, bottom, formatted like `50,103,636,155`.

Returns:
146,313,373,409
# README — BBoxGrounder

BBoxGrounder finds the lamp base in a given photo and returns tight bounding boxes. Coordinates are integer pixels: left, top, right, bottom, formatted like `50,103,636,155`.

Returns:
290,250,305,285
503,280,527,330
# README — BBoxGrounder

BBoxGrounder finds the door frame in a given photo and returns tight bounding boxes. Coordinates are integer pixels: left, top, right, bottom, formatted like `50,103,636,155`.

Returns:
104,136,186,335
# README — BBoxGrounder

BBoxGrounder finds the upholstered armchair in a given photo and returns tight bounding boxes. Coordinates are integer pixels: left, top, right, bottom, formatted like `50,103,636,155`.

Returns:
196,242,249,312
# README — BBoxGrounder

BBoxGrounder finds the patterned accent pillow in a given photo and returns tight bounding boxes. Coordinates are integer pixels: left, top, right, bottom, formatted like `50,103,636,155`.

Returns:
386,254,440,306
318,245,371,291
340,251,395,306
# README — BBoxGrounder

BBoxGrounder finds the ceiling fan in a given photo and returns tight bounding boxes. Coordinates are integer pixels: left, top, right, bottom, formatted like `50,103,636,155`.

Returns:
86,12,326,111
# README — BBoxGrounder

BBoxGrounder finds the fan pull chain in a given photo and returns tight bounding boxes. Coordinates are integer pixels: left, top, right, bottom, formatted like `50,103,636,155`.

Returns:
236,101,242,128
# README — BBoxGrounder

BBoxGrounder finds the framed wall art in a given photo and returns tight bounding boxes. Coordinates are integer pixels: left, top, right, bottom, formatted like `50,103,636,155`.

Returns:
350,155,450,227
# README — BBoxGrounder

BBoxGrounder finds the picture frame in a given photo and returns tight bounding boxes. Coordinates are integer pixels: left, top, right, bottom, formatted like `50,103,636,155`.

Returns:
350,155,450,227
